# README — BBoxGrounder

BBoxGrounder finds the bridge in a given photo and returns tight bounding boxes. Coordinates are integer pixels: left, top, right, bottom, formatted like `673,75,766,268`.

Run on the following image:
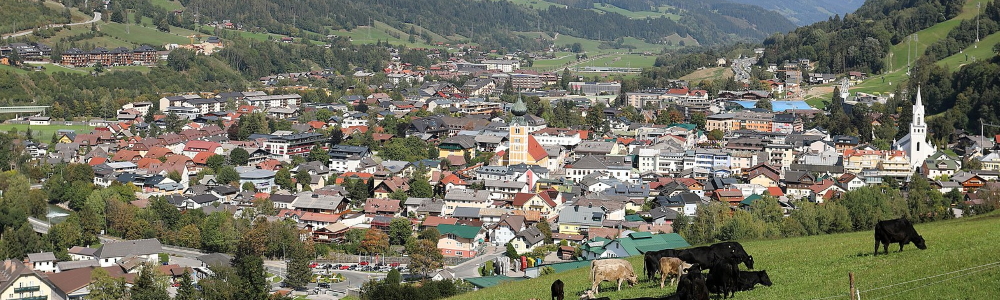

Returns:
0,106,50,115
27,217,50,234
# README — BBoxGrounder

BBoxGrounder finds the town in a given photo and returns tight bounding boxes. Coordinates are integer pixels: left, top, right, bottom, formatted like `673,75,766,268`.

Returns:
2,0,1000,299
0,46,994,299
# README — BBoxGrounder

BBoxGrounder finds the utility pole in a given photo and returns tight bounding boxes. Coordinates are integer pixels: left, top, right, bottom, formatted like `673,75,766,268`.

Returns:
976,2,982,47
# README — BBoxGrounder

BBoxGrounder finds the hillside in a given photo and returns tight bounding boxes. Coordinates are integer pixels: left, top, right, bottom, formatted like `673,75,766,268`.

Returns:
726,0,865,25
1,0,72,34
447,213,1000,300
186,0,796,50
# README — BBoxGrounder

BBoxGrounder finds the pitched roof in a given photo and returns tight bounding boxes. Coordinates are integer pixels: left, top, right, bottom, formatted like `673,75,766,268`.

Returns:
422,216,458,227
94,238,162,258
515,226,545,245
437,224,481,239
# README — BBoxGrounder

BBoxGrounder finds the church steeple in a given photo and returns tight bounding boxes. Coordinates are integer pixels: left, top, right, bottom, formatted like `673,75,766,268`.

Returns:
511,94,528,126
913,86,925,126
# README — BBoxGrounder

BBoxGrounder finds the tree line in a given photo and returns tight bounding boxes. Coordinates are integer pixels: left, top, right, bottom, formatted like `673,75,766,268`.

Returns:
675,176,960,246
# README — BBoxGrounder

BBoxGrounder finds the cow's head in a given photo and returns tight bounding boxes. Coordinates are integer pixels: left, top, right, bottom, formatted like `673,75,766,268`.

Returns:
758,270,773,286
626,274,639,286
914,235,927,250
745,255,755,269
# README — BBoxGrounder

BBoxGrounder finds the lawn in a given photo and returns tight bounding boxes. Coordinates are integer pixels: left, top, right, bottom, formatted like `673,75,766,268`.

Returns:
148,0,185,11
884,0,988,74
447,212,1000,300
505,0,566,10
582,54,657,68
936,30,1000,71
99,23,192,46
0,124,96,140
591,3,681,20
680,67,734,83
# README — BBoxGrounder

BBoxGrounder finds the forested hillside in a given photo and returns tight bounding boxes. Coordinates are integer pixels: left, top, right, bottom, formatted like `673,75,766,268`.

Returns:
759,0,965,75
179,0,796,49
726,0,865,25
2,0,72,34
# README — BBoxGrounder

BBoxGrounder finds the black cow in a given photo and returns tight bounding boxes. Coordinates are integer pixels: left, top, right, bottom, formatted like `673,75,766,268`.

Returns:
673,265,710,300
708,270,772,294
676,242,753,270
874,218,927,256
551,279,564,300
704,260,739,299
643,249,681,280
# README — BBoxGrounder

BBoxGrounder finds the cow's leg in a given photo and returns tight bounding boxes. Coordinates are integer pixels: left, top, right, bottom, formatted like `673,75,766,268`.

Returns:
874,238,879,256
592,281,599,295
660,272,665,289
899,242,904,252
882,242,889,255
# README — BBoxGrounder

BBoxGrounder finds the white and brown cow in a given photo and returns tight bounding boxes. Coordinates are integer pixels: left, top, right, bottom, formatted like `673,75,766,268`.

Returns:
589,259,638,295
658,257,693,288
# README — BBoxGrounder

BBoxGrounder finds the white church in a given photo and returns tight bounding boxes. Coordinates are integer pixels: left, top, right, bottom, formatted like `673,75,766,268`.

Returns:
894,87,935,172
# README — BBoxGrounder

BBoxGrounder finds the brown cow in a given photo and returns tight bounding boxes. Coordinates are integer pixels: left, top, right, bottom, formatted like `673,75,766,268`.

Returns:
659,257,693,288
589,259,638,295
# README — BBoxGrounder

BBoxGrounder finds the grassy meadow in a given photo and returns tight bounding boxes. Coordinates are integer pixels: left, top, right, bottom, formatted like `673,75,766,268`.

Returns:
447,212,1000,300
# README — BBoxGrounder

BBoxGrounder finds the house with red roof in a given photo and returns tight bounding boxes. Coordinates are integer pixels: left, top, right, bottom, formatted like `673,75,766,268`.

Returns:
182,140,222,158
363,198,401,216
809,179,845,203
509,191,562,216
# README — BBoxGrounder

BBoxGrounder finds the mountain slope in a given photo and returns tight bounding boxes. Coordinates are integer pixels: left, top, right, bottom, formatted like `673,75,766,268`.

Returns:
726,0,866,25
187,0,797,49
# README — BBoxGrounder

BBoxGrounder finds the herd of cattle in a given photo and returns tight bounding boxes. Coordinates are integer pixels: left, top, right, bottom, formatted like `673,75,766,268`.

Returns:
543,217,928,300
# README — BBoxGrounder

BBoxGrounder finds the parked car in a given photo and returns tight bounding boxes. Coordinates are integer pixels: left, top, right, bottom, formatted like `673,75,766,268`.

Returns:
318,283,331,288
339,265,350,270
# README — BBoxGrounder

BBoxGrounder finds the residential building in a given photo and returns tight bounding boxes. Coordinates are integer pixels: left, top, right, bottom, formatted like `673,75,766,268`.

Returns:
0,259,62,300
93,238,163,268
436,224,483,258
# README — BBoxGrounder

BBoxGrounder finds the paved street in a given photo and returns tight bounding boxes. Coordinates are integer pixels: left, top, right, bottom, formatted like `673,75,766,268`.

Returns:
2,12,102,39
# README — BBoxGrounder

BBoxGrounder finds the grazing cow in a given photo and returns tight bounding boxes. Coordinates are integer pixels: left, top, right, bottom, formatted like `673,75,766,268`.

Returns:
704,260,739,299
875,218,927,256
643,249,682,280
551,279,564,300
676,242,753,270
658,257,693,288
579,290,610,300
589,259,638,295
708,270,772,294
669,265,710,300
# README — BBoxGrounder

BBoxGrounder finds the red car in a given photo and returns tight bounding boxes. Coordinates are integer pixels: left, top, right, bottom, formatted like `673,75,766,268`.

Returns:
390,262,401,267
359,261,369,266
339,265,350,270
310,263,319,268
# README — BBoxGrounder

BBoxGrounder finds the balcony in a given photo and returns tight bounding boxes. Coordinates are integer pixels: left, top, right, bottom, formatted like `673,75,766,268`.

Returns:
15,296,46,300
14,286,40,293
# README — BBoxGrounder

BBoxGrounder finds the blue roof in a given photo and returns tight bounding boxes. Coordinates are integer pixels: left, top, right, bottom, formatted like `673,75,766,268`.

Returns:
732,100,812,112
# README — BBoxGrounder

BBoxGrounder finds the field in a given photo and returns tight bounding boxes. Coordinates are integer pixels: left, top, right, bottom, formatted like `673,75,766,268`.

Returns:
447,212,1000,300
591,3,681,20
98,23,193,46
0,124,96,140
936,31,1000,71
577,54,657,69
680,67,734,83
149,0,185,11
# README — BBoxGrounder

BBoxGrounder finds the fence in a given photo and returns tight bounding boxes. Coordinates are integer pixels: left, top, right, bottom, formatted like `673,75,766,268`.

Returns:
809,261,1000,300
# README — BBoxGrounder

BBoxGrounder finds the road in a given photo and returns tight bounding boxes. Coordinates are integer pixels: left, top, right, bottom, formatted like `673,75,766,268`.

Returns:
27,217,50,234
2,12,102,39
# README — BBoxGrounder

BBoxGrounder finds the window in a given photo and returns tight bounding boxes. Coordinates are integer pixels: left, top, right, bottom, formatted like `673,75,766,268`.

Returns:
456,251,463,256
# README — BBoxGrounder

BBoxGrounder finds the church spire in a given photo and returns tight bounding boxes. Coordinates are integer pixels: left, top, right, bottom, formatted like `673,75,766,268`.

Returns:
913,86,925,126
511,94,527,126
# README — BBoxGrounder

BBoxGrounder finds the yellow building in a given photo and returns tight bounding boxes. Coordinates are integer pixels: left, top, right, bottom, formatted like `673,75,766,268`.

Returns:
437,135,477,159
0,259,61,300
506,96,548,166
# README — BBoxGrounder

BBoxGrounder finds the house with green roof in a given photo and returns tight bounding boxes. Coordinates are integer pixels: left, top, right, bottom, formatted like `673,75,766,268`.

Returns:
464,275,525,289
437,224,484,258
582,232,690,259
